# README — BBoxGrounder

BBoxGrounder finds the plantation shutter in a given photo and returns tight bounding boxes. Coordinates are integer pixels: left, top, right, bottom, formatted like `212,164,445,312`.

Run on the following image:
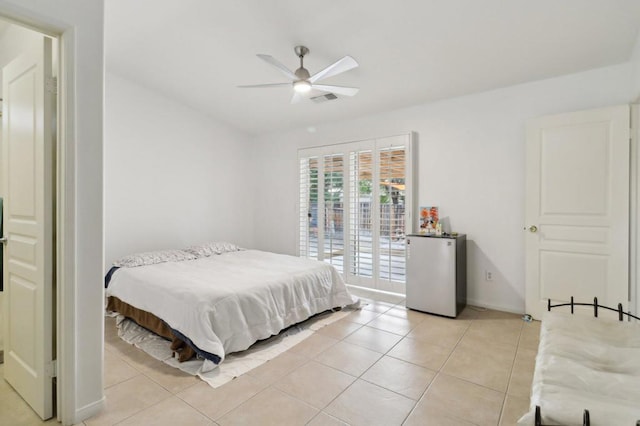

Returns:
349,150,374,282
298,133,414,294
378,146,407,285
298,156,319,259
323,154,345,273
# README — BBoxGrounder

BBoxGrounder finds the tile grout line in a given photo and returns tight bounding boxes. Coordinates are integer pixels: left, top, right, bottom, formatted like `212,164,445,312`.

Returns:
330,303,477,424
292,300,414,425
100,299,532,426
497,319,526,425
404,310,527,424
94,374,174,426
400,313,476,426
107,322,215,424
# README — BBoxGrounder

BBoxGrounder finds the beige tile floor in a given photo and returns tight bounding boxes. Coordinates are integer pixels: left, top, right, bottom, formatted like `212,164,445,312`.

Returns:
0,288,540,425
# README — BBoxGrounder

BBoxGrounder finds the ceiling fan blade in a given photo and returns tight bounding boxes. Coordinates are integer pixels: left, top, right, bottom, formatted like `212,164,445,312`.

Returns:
237,83,292,89
309,56,358,83
290,92,304,104
312,84,359,96
257,54,297,80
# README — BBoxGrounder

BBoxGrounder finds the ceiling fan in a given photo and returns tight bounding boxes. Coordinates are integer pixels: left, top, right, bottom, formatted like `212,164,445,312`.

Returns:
238,45,359,103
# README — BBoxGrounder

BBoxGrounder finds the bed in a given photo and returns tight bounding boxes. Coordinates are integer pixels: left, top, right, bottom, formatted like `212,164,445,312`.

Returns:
105,243,358,368
518,298,640,426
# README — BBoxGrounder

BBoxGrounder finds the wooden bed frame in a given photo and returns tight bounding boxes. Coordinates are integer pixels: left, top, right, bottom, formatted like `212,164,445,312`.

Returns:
107,296,197,361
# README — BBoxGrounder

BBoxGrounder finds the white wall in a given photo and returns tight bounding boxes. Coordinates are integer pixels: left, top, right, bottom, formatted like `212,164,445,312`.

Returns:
251,63,635,314
631,29,640,101
0,1,104,423
104,73,254,266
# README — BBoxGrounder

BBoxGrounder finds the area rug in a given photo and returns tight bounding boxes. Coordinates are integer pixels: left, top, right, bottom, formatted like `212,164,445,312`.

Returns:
115,306,358,388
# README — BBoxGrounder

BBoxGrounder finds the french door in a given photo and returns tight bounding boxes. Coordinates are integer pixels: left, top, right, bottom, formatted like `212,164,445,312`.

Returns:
298,134,415,293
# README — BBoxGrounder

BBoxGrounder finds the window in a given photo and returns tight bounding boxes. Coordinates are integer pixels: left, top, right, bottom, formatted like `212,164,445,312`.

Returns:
298,134,415,293
323,154,345,273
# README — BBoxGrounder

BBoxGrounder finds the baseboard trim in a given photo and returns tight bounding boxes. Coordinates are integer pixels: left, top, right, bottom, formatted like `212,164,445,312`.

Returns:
343,286,525,317
74,396,105,424
345,284,405,297
465,298,524,316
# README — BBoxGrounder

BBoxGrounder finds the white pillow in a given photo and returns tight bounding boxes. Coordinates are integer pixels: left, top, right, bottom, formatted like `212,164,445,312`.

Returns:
113,249,198,268
183,241,242,257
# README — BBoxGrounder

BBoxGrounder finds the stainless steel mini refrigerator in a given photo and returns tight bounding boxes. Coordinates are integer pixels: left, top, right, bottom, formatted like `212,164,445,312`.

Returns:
406,234,466,317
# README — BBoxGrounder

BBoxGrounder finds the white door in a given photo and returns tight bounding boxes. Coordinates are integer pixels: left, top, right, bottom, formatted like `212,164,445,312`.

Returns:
2,37,54,420
525,105,630,320
347,138,410,294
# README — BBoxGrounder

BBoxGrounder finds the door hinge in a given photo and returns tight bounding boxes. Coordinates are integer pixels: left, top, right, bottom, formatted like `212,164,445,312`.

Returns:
47,360,57,378
46,77,57,94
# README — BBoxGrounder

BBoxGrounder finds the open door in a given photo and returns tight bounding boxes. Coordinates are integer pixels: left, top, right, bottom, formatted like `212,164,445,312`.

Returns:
525,105,630,320
1,36,55,420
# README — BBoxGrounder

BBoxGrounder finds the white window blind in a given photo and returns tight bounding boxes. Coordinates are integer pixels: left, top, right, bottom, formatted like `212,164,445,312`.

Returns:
378,147,407,284
323,154,345,273
349,150,374,280
298,156,319,259
298,134,414,294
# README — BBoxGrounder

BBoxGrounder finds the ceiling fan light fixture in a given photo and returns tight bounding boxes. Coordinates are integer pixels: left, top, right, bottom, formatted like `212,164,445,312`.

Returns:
238,45,359,103
293,80,312,93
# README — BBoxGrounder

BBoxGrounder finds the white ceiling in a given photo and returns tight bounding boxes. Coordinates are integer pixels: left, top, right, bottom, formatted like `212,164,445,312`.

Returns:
106,0,640,136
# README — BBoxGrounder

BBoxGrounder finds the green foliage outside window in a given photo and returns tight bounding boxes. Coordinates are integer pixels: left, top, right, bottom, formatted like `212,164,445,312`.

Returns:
308,168,405,205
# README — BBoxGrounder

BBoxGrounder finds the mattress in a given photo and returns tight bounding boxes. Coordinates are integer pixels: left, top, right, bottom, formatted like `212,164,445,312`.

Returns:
105,249,357,365
518,311,640,425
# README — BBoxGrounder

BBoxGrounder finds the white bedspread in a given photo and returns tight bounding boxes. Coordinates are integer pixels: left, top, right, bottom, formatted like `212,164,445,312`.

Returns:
106,250,357,364
518,311,640,425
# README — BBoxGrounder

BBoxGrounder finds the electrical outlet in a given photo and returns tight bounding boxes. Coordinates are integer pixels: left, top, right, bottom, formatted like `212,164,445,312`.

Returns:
485,271,493,281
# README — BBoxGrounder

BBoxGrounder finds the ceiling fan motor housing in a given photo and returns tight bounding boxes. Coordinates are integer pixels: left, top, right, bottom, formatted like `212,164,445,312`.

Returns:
295,67,310,80
294,45,311,80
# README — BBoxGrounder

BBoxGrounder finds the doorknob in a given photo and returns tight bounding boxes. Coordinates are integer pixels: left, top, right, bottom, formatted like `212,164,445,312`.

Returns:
0,236,6,244
528,225,538,233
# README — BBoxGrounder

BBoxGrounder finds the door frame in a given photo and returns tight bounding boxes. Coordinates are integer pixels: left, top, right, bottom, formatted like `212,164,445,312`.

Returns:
632,104,640,317
0,11,77,425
